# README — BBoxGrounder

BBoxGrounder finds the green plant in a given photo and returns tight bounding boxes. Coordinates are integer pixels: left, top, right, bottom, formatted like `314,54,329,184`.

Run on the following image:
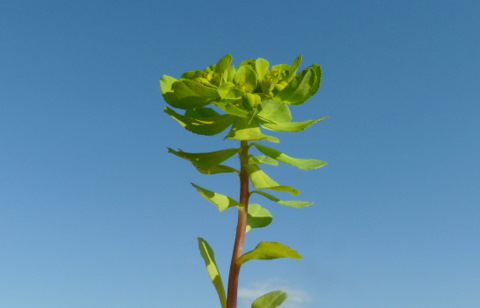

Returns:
160,54,326,308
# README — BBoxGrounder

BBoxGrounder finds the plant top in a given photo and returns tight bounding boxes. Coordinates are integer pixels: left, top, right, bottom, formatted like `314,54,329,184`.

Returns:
160,54,325,142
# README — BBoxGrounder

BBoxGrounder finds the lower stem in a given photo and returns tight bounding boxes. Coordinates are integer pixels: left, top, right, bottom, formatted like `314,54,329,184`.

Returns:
226,141,250,308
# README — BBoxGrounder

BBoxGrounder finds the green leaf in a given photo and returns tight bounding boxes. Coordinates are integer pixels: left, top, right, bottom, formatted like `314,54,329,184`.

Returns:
160,75,184,109
251,143,327,170
251,291,288,308
226,66,236,83
255,58,270,80
274,80,289,92
238,58,256,69
172,79,219,109
197,238,227,308
216,101,250,118
236,241,302,265
215,54,232,75
168,148,239,174
309,64,322,97
226,88,245,100
180,70,206,81
246,203,272,232
185,106,220,118
244,164,299,195
246,93,261,109
257,99,292,123
248,155,279,166
285,55,302,83
160,75,177,91
259,116,328,133
204,64,215,72
246,103,262,123
217,82,236,99
164,107,234,136
192,183,240,212
274,64,321,105
234,66,257,93
251,190,313,208
225,118,279,143
271,63,291,74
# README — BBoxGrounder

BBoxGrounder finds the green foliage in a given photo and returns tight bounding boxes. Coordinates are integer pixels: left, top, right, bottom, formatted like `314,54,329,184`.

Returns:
248,155,279,166
250,190,313,208
160,53,324,139
161,54,326,308
192,183,239,212
168,147,239,174
247,203,273,232
273,64,321,105
164,107,234,136
236,242,302,265
226,118,280,143
259,115,327,133
251,143,327,170
251,291,288,308
245,164,300,195
198,238,227,308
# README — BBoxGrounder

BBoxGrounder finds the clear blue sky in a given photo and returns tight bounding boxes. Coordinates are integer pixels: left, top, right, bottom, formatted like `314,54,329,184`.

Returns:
1,1,479,307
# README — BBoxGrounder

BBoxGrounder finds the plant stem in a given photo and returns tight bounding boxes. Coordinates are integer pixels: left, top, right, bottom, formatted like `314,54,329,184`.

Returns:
226,141,250,308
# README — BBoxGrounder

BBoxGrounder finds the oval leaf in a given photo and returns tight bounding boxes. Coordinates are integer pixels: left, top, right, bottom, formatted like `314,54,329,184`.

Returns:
246,203,272,232
285,55,302,83
251,143,327,170
216,101,250,118
192,183,240,212
226,88,245,100
250,190,313,208
257,100,292,123
248,155,279,166
234,66,257,93
259,116,328,133
309,63,322,98
198,238,227,308
273,64,321,105
217,82,236,99
225,118,279,143
172,79,219,109
160,75,183,109
164,107,234,136
244,164,299,195
236,242,302,265
251,291,288,308
215,54,233,75
168,148,239,174
255,58,270,81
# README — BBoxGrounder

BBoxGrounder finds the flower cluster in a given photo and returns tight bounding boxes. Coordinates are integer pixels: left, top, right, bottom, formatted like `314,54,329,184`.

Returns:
160,54,323,141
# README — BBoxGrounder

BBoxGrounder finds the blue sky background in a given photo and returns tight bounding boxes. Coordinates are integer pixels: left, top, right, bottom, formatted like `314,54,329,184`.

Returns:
1,1,479,307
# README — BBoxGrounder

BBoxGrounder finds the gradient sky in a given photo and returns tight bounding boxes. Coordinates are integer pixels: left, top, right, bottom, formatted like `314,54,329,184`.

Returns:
1,1,479,307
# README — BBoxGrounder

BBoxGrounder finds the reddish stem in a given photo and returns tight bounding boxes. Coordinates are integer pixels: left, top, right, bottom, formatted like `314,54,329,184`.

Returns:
226,141,250,308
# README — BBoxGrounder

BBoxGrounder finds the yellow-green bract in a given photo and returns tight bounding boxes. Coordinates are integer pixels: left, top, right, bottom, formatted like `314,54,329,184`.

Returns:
160,54,323,139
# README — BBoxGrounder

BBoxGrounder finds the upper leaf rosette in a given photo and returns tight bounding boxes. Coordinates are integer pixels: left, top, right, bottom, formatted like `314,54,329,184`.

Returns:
160,54,323,140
